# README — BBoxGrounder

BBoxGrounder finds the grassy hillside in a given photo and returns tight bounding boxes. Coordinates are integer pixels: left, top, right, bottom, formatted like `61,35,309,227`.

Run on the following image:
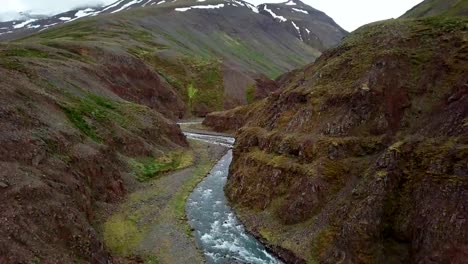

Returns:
402,0,468,18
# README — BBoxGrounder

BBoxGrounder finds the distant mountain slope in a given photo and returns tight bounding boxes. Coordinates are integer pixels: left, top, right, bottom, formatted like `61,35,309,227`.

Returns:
0,0,347,52
401,0,468,18
1,0,334,116
258,0,347,51
0,0,164,40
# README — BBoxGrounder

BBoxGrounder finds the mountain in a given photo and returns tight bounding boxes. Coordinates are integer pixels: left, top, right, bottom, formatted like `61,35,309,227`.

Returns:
204,4,468,264
0,0,165,40
258,0,347,51
401,0,468,18
0,0,349,115
0,0,347,48
0,0,349,262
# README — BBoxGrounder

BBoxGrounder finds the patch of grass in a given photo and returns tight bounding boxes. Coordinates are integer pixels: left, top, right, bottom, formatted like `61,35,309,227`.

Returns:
130,150,194,182
0,48,49,59
61,93,125,142
103,217,143,256
246,84,256,104
62,106,101,141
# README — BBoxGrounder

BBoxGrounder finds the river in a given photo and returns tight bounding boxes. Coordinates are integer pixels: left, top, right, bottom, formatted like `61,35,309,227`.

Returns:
185,132,283,264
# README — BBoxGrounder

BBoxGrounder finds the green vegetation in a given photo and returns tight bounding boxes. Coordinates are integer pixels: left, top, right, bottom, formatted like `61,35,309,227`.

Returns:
103,218,143,256
245,84,256,104
129,150,194,182
220,33,285,79
401,0,467,18
0,48,49,59
187,83,198,111
60,94,125,142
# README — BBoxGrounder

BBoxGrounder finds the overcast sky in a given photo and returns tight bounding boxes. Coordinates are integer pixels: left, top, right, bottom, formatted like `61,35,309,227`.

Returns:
1,0,423,31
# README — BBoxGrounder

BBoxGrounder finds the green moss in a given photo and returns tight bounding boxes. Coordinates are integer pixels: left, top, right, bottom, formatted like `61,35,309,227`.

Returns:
130,150,194,182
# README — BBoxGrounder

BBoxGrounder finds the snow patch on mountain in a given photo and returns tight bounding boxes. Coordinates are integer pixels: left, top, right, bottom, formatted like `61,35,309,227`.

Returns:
292,8,308,14
175,4,225,12
232,0,259,13
101,0,125,12
112,0,144,13
13,19,36,29
263,6,287,22
291,21,303,41
67,8,99,22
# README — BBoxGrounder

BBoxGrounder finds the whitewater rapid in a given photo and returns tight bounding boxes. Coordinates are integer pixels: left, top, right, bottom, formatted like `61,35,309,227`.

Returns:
185,133,282,264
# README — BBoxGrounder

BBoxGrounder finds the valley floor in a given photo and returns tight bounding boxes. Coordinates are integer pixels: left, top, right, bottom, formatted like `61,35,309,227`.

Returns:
98,139,227,263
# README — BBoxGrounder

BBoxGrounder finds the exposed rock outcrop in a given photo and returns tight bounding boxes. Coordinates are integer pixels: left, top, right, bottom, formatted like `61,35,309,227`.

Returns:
224,16,468,263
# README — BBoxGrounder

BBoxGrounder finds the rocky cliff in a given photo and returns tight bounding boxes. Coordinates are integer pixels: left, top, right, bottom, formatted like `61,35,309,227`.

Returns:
221,15,468,263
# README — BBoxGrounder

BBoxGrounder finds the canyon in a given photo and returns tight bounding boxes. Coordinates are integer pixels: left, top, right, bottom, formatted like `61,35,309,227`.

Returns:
0,0,467,263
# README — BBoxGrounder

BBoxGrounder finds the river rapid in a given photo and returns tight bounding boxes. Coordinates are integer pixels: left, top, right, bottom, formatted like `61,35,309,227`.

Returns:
185,132,283,264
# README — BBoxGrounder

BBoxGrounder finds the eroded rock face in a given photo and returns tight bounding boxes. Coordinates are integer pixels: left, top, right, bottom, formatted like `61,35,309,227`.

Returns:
225,17,468,263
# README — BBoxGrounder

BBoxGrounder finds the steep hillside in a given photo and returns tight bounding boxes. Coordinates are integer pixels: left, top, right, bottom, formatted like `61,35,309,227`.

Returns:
0,41,189,262
219,15,468,263
402,0,468,18
258,0,347,51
